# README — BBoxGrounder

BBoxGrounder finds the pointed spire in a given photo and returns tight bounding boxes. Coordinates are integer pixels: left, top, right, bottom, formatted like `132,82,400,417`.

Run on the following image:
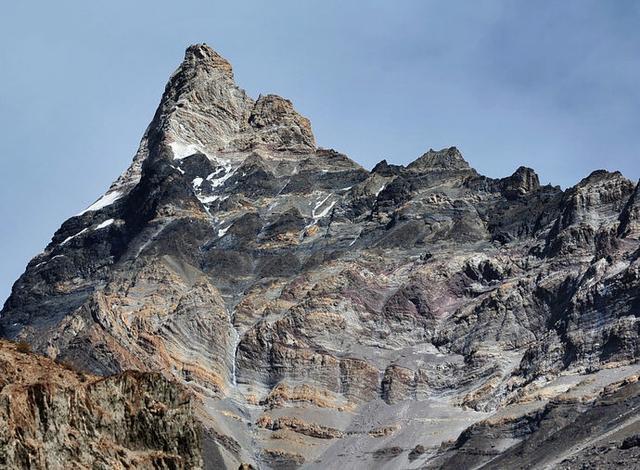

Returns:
501,166,540,200
179,43,234,80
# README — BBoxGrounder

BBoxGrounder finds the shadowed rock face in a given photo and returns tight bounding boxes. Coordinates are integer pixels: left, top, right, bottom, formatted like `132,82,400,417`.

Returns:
2,44,640,469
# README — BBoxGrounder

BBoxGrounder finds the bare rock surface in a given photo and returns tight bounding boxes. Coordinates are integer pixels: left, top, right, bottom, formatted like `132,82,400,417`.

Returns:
2,44,640,468
0,339,202,469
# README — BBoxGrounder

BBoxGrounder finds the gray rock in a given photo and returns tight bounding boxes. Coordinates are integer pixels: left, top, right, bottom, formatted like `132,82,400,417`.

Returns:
2,44,640,469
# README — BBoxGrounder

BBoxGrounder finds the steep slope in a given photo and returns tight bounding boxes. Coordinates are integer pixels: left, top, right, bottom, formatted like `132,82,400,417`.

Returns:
1,44,640,468
0,339,202,469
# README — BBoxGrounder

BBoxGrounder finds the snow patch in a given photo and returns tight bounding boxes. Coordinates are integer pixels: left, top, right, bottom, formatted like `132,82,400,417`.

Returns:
206,168,224,179
169,141,201,160
311,195,331,218
375,184,387,197
78,191,122,215
60,228,88,246
208,164,236,189
192,177,203,189
34,255,65,269
198,195,220,204
315,200,336,219
218,225,231,237
311,194,336,220
95,219,115,230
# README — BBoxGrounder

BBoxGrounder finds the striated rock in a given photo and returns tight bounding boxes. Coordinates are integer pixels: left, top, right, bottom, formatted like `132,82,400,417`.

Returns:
2,44,640,469
256,415,344,439
619,181,640,238
431,377,640,469
500,166,540,200
247,94,315,151
543,170,634,257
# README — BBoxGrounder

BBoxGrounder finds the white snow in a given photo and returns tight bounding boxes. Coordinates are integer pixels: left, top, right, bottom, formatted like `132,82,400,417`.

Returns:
311,194,336,220
198,195,220,204
314,200,336,219
311,195,331,218
349,230,362,247
375,184,387,197
341,186,353,191
218,225,231,237
206,168,224,179
192,177,203,189
169,141,201,160
208,164,236,188
60,228,88,246
135,222,168,258
78,191,123,215
95,219,115,230
197,194,229,205
201,157,237,189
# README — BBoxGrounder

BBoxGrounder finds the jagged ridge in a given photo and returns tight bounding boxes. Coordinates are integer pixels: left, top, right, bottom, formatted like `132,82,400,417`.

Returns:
1,44,640,469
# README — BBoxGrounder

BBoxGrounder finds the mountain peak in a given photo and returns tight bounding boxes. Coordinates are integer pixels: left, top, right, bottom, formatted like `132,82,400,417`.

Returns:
247,94,316,150
181,43,234,79
107,45,317,195
407,146,471,172
500,166,540,199
4,44,640,470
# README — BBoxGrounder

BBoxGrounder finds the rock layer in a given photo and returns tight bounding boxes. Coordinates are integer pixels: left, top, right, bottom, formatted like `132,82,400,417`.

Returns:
1,44,640,468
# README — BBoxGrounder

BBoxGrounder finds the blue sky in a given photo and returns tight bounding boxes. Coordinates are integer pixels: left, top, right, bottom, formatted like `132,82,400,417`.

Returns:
1,1,639,303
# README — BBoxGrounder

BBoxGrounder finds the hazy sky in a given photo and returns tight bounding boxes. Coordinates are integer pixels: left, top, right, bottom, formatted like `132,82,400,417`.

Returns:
1,1,639,304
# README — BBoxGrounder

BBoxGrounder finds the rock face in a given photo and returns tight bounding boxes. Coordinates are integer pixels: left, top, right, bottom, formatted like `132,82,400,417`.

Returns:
0,339,202,469
2,44,640,468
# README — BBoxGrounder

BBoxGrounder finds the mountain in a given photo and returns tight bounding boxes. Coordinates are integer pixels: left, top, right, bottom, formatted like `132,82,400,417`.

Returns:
2,43,640,469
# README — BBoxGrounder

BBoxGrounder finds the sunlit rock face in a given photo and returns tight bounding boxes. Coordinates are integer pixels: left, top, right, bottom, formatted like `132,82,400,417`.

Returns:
0,339,202,469
2,44,640,469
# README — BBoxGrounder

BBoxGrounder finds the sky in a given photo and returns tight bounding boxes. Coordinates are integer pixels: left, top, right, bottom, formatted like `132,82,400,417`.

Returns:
1,1,639,304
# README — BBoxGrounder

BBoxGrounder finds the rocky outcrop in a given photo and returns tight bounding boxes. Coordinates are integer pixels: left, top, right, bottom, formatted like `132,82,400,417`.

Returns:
2,44,640,468
619,181,640,239
500,166,540,200
543,170,634,257
431,376,640,469
0,340,202,469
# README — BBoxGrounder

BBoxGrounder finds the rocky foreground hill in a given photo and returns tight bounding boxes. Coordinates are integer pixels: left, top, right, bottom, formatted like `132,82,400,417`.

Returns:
1,44,640,469
0,339,202,469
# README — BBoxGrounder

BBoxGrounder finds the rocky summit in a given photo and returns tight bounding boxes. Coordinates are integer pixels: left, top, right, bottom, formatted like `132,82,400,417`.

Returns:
2,43,640,469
